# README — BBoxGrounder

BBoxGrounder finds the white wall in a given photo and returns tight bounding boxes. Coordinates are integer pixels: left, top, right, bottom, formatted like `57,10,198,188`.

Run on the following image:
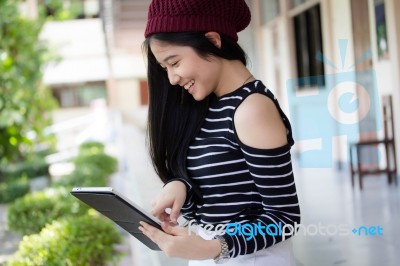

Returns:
114,79,141,111
328,0,355,71
41,19,109,85
327,0,356,165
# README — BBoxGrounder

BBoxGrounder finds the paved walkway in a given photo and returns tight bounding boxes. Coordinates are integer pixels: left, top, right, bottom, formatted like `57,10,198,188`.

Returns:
110,118,187,266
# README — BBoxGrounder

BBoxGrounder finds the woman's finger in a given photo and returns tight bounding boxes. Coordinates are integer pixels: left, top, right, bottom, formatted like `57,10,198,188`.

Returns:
151,199,171,216
161,222,188,236
139,221,166,246
169,201,183,223
157,212,170,222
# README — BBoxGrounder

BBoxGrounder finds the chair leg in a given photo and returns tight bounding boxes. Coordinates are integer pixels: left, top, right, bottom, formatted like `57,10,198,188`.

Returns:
357,145,363,190
349,146,355,187
385,142,391,184
392,142,398,186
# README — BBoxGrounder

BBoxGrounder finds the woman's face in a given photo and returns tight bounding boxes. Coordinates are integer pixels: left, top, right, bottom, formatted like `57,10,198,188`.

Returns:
150,39,222,101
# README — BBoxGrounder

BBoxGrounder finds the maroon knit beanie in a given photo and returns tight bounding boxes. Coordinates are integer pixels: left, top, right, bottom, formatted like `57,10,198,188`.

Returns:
144,0,251,42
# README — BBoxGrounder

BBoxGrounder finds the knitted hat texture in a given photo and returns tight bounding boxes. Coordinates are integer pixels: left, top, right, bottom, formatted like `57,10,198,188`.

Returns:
144,0,251,41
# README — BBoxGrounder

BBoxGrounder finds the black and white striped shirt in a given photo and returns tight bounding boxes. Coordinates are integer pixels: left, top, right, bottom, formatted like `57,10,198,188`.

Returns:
178,80,300,258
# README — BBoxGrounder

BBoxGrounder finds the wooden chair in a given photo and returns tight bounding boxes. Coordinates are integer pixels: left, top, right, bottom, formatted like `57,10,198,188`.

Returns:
349,95,397,189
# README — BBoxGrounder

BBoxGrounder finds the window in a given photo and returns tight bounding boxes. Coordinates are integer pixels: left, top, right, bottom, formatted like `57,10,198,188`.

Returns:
293,4,325,89
261,0,280,25
52,82,107,108
374,0,389,59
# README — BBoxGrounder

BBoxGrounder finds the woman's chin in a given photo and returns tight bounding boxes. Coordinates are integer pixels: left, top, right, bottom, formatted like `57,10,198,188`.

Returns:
189,86,208,101
192,94,207,101
192,94,203,101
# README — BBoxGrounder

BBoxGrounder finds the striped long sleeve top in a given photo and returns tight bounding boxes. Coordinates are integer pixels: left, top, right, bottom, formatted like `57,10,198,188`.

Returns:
177,80,300,258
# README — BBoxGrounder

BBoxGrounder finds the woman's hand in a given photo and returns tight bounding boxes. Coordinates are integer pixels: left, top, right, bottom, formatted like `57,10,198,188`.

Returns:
151,180,187,224
139,221,221,260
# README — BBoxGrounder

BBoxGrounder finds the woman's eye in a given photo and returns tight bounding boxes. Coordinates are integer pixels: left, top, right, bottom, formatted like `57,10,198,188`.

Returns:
171,61,179,67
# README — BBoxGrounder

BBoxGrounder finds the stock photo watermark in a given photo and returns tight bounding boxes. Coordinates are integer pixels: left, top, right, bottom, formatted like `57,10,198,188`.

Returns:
286,39,382,168
187,219,384,241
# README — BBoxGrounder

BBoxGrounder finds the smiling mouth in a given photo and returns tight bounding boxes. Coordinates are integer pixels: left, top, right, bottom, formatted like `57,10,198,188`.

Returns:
184,80,195,90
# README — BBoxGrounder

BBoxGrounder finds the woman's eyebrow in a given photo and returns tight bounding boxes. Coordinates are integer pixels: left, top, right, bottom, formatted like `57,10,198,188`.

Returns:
162,55,178,63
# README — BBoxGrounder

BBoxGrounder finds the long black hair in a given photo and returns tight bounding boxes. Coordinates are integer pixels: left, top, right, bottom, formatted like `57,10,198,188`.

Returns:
143,32,247,184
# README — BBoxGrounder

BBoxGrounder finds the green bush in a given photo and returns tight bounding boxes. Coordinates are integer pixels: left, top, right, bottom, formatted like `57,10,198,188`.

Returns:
74,152,118,178
0,0,58,165
7,187,88,235
78,141,105,154
74,141,118,177
0,176,30,203
2,157,49,179
52,165,108,188
51,142,117,189
7,211,121,266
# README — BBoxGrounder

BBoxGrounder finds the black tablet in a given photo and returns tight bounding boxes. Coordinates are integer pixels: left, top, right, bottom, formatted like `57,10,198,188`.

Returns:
71,187,161,250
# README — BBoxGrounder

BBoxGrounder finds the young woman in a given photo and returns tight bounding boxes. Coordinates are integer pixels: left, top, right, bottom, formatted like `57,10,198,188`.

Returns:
138,0,301,265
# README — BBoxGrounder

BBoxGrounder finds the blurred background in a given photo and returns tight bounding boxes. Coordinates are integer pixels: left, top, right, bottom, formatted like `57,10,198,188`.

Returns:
1,0,399,265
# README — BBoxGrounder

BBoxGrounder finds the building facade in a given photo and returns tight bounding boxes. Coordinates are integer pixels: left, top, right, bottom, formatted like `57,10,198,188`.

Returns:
245,0,400,171
22,0,400,172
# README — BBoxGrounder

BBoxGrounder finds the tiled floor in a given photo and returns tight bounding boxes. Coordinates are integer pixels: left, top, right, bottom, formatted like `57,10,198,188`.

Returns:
292,165,400,266
119,122,400,266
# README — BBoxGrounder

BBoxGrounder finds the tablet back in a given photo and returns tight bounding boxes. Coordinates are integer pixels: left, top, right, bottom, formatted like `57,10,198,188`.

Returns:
71,187,161,250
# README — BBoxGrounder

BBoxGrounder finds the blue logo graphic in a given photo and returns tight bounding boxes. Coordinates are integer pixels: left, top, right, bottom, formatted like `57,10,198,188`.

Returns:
223,222,383,240
286,39,382,168
225,222,294,241
352,225,384,236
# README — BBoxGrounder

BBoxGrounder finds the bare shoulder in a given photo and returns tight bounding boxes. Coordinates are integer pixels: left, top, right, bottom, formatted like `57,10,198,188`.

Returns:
234,93,287,149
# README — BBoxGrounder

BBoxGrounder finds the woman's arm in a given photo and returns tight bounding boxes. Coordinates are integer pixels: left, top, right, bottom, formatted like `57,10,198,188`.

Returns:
221,92,300,257
234,93,288,149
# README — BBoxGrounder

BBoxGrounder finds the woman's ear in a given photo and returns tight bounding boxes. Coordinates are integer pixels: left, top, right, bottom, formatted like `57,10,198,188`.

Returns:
205,32,222,48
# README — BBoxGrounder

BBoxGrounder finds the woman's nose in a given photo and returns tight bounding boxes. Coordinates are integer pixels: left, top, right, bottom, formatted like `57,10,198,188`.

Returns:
167,69,180,86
